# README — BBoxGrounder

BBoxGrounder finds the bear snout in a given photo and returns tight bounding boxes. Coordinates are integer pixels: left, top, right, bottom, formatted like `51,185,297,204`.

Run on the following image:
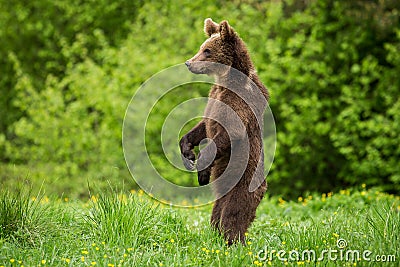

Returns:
185,60,196,73
185,60,209,75
185,60,202,74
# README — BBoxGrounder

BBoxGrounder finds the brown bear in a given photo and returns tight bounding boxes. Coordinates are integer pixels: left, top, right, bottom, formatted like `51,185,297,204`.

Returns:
180,18,269,245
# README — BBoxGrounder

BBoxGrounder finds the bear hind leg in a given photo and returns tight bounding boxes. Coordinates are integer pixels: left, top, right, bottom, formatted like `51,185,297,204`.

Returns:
220,204,254,245
219,183,265,245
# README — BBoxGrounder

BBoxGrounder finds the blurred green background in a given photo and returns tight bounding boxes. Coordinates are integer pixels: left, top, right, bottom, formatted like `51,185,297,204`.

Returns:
0,0,399,198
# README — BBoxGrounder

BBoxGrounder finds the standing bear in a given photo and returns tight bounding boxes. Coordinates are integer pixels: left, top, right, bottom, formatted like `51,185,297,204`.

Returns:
180,18,269,245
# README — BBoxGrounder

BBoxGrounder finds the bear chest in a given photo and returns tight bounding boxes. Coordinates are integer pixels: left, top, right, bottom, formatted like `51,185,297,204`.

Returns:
204,88,245,138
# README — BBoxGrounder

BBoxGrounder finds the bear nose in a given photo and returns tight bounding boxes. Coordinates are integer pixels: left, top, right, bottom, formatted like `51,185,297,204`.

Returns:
185,61,190,67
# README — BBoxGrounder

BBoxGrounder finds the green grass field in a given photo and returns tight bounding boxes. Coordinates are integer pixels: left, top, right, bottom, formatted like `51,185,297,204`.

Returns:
0,186,398,267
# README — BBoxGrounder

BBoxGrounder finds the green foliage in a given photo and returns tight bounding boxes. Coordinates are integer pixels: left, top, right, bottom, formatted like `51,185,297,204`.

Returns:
84,193,186,248
145,83,210,186
0,0,399,197
0,0,144,153
183,0,400,196
0,188,399,266
248,0,400,196
0,188,63,247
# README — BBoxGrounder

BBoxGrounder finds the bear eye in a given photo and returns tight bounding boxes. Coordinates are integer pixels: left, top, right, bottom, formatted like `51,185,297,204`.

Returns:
204,48,211,56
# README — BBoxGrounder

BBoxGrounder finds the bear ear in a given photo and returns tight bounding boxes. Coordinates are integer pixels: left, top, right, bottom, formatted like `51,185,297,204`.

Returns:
204,18,219,37
219,20,234,41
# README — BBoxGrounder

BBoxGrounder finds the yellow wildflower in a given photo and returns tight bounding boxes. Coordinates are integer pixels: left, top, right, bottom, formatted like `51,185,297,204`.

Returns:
40,196,49,203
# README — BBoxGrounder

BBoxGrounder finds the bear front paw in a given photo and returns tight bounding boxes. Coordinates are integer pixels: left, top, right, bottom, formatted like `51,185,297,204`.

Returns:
198,168,211,186
181,153,195,170
180,137,196,170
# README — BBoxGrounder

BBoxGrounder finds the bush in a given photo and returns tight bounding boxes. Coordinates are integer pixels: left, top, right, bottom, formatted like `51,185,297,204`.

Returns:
256,0,400,196
0,0,144,155
1,0,399,198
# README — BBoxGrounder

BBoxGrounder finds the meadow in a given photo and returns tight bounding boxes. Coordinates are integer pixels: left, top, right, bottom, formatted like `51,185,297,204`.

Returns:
0,186,398,267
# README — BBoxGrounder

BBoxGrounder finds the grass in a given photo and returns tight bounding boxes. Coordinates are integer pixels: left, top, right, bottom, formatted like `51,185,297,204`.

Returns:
0,186,398,267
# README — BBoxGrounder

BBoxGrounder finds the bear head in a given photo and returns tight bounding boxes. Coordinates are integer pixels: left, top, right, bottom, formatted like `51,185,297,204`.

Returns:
185,18,252,77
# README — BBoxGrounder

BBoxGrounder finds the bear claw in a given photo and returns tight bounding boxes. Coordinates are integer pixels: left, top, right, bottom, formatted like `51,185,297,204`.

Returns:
181,154,195,170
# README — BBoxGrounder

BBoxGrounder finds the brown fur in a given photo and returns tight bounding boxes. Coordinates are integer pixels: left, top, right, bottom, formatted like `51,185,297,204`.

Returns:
180,18,269,245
